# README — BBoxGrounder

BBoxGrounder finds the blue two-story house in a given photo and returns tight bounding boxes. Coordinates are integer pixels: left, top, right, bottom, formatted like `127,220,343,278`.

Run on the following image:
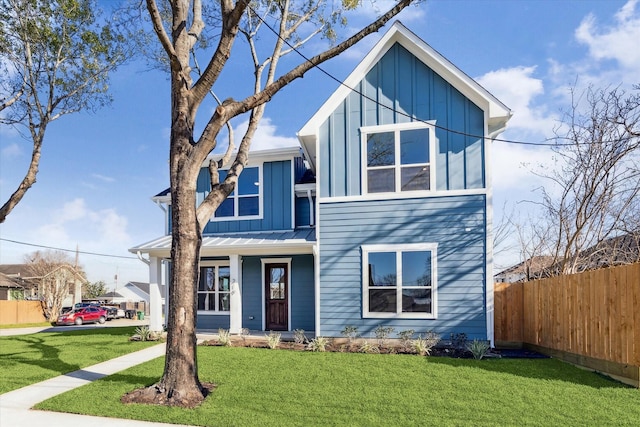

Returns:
130,21,511,344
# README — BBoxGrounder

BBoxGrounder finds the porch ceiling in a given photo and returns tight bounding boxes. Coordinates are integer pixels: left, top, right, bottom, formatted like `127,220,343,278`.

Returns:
129,228,317,258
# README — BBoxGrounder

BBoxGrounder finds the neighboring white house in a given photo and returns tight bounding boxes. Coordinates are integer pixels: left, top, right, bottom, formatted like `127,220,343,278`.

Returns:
100,281,166,314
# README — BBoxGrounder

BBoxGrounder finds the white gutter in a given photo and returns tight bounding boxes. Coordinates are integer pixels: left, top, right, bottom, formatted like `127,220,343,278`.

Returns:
136,251,151,266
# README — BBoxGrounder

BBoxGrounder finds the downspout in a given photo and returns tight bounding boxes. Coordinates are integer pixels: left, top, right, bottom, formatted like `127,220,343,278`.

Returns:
306,189,315,227
136,251,151,266
154,200,169,235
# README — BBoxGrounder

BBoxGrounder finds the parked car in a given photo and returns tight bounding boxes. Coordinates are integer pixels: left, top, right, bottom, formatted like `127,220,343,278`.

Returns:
56,306,107,326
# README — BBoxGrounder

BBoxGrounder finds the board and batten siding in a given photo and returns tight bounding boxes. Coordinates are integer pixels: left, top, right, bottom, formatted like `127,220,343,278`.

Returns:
194,160,293,234
319,43,485,198
318,195,487,339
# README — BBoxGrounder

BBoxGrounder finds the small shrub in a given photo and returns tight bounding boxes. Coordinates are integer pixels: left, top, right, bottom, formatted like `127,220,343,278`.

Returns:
450,332,468,350
218,328,231,346
293,329,307,345
341,325,359,344
359,340,380,354
413,330,440,356
467,339,490,360
240,327,250,344
398,329,415,352
374,325,395,346
130,325,158,342
307,336,329,352
266,331,281,349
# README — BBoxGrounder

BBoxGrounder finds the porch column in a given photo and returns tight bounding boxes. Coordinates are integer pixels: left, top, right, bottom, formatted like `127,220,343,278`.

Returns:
229,254,242,334
148,256,163,332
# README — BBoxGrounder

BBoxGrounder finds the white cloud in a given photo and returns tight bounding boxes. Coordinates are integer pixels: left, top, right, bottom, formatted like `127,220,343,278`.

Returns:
26,198,135,281
231,117,300,152
477,66,556,137
491,141,552,195
91,173,116,183
575,0,640,70
1,142,21,158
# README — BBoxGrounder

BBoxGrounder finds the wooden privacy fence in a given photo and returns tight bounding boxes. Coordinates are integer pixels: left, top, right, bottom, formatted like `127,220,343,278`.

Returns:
0,300,47,324
495,262,640,387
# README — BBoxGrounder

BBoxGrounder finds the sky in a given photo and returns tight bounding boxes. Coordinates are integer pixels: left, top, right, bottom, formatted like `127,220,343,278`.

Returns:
1,0,639,289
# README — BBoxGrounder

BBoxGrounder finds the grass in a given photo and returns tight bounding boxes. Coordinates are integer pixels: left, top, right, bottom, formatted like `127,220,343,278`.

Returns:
0,327,159,394
35,346,640,427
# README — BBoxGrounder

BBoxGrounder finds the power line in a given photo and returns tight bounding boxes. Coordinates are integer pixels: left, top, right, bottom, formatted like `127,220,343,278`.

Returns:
0,237,138,260
249,6,630,148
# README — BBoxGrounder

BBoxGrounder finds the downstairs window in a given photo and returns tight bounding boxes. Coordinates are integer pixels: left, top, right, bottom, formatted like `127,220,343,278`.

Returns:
362,243,437,318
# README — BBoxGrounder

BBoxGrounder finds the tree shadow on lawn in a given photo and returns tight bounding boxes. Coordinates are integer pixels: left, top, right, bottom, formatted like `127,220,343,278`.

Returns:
427,356,631,389
4,327,141,377
9,335,81,375
38,326,139,338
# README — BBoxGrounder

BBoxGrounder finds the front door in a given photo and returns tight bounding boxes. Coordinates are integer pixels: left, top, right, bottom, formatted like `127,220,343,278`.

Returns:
265,263,288,331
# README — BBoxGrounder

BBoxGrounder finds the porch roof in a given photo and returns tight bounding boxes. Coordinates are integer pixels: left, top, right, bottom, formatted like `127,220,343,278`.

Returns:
129,228,317,258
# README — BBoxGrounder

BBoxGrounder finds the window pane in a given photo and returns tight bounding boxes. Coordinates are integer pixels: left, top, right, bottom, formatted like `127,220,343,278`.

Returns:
401,166,430,191
400,128,429,164
367,168,395,193
208,294,215,311
218,170,234,196
269,267,286,300
198,294,207,310
369,289,396,312
368,252,396,286
367,132,395,166
218,267,230,291
402,288,432,313
402,251,432,287
219,292,230,311
238,196,259,216
238,167,259,195
215,198,234,217
199,267,214,291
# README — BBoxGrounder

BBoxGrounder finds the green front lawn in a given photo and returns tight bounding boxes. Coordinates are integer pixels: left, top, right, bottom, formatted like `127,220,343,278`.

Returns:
0,327,158,394
36,346,640,426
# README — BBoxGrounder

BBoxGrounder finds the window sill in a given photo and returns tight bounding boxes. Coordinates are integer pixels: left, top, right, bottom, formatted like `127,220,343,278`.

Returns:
363,312,436,320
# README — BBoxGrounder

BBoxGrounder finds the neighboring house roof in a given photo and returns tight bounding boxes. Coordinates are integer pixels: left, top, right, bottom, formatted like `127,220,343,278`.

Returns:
578,233,640,270
131,229,316,258
0,264,33,277
495,256,555,282
42,264,89,284
100,291,124,298
0,263,87,283
297,20,512,171
496,233,640,282
0,272,24,289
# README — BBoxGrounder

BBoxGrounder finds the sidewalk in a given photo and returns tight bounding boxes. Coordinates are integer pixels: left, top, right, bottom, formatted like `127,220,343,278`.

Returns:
0,326,202,427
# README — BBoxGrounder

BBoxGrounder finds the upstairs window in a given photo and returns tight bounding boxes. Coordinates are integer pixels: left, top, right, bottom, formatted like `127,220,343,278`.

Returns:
214,166,261,219
362,123,435,194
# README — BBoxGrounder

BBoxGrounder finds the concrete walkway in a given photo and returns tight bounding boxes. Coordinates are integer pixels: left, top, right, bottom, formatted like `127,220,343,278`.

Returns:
0,325,201,427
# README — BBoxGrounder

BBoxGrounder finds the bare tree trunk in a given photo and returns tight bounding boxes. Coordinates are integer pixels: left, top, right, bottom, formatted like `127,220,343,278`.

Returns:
0,132,42,223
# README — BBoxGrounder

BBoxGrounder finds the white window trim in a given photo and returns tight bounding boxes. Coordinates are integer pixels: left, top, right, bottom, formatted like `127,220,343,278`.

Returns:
198,261,231,315
362,243,438,319
210,165,264,221
260,258,292,331
361,121,436,196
